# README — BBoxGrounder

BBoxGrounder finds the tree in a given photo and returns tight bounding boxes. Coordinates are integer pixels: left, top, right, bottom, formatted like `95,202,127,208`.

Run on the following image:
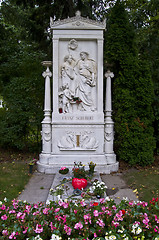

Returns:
0,2,46,151
105,0,155,165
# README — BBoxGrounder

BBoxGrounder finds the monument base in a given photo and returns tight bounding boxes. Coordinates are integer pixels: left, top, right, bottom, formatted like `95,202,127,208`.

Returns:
37,153,119,174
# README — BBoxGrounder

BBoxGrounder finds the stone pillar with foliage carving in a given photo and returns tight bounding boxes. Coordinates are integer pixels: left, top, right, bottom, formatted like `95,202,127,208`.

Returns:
41,61,52,155
104,70,116,164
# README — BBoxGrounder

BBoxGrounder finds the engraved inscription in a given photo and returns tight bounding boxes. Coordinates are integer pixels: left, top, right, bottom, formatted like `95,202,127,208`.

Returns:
61,116,94,120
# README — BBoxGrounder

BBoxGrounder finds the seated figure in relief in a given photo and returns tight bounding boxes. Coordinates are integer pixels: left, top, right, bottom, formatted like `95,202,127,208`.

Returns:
61,55,77,96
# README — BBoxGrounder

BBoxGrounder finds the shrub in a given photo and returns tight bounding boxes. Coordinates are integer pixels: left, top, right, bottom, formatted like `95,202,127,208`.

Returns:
105,0,155,166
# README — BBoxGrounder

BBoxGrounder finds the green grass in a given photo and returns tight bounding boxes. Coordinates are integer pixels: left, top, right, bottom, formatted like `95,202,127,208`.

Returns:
122,166,159,202
0,161,33,202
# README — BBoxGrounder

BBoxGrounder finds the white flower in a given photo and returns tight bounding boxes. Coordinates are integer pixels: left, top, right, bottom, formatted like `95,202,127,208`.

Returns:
50,234,62,240
46,200,51,205
0,201,2,205
136,227,142,235
34,235,43,240
4,197,7,202
123,197,128,201
109,236,116,240
105,197,110,201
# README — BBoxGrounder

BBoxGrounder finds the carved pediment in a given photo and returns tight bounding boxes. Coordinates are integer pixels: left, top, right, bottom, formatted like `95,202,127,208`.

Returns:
50,11,106,30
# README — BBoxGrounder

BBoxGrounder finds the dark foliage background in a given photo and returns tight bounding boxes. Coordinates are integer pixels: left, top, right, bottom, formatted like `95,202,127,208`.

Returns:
0,0,158,165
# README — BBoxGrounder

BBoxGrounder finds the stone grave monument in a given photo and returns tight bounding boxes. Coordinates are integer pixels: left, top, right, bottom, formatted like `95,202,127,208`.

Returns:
37,11,119,174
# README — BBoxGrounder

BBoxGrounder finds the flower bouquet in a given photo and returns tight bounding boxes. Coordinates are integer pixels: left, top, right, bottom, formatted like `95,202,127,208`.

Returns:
29,158,37,166
90,179,107,198
72,161,87,179
88,161,96,175
59,167,69,175
72,162,88,190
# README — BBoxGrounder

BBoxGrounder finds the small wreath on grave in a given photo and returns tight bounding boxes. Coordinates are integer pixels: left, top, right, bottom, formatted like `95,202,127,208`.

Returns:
59,167,69,175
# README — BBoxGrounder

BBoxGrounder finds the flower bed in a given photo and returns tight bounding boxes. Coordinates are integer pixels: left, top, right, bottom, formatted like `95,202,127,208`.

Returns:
0,197,159,240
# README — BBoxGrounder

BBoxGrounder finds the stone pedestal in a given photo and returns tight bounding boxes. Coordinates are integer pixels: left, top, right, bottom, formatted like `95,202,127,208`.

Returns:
37,12,118,173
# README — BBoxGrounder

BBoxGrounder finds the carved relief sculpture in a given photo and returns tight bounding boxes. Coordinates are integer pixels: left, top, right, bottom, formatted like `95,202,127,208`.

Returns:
58,131,99,150
59,40,97,113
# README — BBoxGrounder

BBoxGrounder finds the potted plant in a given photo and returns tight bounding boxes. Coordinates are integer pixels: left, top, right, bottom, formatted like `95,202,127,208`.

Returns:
90,179,107,198
88,161,96,175
59,167,69,175
28,158,37,174
49,185,65,201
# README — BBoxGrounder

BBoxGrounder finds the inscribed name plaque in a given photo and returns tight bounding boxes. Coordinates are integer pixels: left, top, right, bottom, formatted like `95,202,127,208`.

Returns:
38,12,118,173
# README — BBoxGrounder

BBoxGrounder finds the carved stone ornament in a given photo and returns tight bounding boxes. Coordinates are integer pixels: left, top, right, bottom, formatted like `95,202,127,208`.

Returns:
57,131,99,150
72,21,84,27
43,129,51,142
68,39,78,50
50,12,106,29
104,126,114,142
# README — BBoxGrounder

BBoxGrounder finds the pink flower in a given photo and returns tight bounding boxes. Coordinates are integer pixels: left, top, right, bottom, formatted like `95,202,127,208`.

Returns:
112,220,119,227
59,201,69,209
9,231,16,239
23,227,28,234
112,205,117,210
155,215,159,223
93,210,99,217
33,204,39,208
0,204,6,210
2,230,8,236
34,224,43,233
99,198,105,203
60,167,66,170
54,208,60,212
74,222,83,229
105,210,112,216
102,206,106,211
43,207,49,214
84,214,91,224
16,212,22,218
97,218,105,227
80,200,87,206
1,214,7,220
50,222,56,231
33,211,40,216
64,224,72,235
154,226,159,233
9,210,16,214
74,210,77,214
24,205,31,214
94,233,97,238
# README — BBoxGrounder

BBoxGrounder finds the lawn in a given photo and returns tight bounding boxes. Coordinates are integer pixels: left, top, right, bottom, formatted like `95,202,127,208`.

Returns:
122,159,159,202
0,149,37,202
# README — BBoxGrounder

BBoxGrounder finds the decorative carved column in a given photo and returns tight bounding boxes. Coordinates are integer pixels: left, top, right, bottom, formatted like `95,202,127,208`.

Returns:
104,70,116,164
41,61,52,154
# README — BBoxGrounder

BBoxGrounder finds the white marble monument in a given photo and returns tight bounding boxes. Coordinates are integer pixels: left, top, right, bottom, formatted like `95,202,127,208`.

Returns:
37,11,119,173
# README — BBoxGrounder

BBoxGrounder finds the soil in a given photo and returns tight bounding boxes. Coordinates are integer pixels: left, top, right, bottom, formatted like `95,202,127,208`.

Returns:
0,147,39,163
